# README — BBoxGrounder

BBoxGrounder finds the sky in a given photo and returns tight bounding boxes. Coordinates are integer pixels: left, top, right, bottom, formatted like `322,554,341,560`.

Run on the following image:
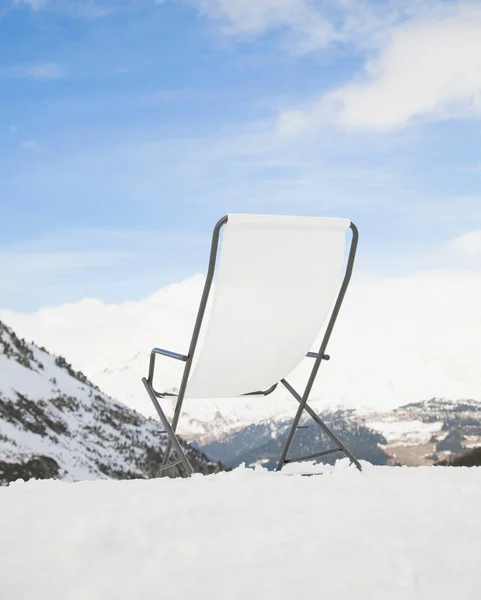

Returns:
1,1,481,417
1,0,481,312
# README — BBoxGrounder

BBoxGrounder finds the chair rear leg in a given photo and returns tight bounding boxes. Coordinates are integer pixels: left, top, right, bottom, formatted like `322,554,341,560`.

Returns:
276,392,307,471
301,401,362,471
277,378,362,472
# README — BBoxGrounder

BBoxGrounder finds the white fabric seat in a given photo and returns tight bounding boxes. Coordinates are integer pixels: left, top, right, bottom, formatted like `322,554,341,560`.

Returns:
142,213,361,476
186,214,351,398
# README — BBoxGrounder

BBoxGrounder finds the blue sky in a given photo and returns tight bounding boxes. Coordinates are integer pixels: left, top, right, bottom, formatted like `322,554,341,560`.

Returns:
1,0,481,311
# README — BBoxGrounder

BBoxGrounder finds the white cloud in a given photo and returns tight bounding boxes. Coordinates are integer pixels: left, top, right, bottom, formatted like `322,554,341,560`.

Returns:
279,3,481,132
2,62,64,80
461,163,481,173
10,0,114,19
449,230,481,256
0,277,205,417
195,0,312,33
194,0,336,48
0,227,211,311
14,0,46,9
190,1,481,131
0,230,206,282
21,140,44,152
190,0,405,51
0,250,128,276
25,62,64,79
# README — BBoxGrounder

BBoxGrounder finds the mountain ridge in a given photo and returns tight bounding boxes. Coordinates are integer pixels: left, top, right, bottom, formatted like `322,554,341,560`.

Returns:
0,320,220,484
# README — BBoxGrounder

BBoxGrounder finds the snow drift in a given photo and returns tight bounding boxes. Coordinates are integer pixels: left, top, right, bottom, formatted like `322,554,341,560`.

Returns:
1,463,480,600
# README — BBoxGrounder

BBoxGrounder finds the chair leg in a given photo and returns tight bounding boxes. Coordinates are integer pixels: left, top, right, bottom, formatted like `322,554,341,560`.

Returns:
276,386,308,471
160,391,187,469
276,379,362,472
142,378,194,477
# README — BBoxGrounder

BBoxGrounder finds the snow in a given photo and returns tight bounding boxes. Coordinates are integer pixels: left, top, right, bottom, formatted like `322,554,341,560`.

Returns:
464,436,481,449
366,419,442,446
0,463,480,599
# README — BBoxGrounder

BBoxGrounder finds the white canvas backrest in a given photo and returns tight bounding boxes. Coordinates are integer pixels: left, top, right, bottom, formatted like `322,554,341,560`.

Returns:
185,214,351,398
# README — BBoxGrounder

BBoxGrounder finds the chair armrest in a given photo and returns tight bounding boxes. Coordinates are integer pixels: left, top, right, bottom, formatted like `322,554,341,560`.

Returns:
306,351,330,361
152,348,188,361
147,347,188,385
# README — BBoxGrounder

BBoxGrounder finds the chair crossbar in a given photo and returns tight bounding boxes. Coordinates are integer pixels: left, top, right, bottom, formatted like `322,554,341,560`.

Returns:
279,378,362,472
156,458,184,471
284,448,342,464
307,352,330,361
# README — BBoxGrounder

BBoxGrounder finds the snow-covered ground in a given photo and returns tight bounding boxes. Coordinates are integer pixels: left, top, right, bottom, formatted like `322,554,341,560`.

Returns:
1,462,480,600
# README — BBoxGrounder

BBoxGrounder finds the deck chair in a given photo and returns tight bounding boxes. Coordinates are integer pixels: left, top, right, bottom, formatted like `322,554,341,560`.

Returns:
142,214,362,476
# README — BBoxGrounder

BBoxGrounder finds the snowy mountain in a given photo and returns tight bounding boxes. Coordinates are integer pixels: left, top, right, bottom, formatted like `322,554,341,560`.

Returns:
197,399,481,469
0,321,220,484
366,398,481,466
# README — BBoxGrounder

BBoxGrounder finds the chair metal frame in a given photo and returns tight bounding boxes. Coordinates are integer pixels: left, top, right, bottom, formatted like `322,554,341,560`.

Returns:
142,215,362,477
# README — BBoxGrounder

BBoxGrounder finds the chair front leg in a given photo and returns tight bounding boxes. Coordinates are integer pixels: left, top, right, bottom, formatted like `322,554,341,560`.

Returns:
142,377,194,477
143,347,194,477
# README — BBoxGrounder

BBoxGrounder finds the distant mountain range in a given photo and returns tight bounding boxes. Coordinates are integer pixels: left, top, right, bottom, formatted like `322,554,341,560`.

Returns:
196,399,481,469
365,398,481,466
0,321,220,485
